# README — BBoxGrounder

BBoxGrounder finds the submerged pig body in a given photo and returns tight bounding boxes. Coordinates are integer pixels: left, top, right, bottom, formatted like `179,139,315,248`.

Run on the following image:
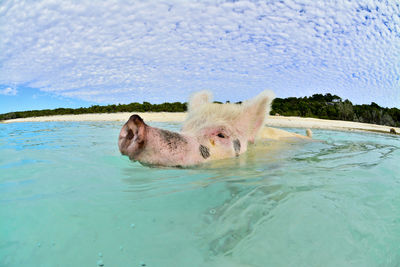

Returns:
118,90,275,167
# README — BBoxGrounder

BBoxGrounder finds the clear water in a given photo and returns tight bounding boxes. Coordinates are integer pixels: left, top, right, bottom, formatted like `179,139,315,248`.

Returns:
1,121,400,267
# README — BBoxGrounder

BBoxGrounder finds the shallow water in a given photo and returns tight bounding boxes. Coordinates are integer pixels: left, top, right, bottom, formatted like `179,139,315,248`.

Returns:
1,121,400,267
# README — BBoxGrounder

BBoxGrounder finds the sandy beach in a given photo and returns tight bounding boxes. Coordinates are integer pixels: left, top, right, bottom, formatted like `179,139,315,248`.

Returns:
2,112,399,135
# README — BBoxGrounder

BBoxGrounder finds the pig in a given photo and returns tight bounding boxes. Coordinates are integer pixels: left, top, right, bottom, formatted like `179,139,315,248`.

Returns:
118,90,311,167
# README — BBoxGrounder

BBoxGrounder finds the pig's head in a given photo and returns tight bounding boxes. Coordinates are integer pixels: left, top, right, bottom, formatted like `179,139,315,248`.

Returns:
118,114,206,167
118,90,275,167
182,90,275,157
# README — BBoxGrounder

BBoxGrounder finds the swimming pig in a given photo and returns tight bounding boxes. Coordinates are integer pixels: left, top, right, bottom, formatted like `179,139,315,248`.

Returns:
118,90,310,167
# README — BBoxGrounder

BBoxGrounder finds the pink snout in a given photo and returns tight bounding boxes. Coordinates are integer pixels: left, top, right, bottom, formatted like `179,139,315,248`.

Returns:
118,114,147,160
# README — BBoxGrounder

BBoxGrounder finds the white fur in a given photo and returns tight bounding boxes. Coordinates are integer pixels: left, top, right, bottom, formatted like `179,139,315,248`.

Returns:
188,90,213,113
182,90,275,141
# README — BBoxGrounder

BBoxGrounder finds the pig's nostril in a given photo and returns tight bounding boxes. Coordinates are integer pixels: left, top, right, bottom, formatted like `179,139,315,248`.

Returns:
126,129,134,140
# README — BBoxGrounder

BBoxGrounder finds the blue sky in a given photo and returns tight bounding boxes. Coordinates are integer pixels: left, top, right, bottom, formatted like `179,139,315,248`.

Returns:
1,0,399,114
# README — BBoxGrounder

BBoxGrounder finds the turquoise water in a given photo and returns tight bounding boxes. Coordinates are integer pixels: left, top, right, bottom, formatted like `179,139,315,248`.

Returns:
1,121,400,267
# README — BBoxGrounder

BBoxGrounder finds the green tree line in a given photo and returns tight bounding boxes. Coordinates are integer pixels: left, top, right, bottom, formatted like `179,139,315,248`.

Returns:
271,94,400,127
0,102,187,121
1,94,399,127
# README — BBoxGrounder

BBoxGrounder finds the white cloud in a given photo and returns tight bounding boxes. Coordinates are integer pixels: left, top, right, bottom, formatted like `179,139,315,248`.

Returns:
0,0,399,106
0,87,17,96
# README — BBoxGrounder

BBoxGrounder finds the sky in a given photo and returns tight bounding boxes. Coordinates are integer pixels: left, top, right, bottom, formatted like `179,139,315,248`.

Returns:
1,0,400,114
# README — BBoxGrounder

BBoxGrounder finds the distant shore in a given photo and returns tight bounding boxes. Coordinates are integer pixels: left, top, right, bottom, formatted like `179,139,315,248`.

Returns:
2,112,399,135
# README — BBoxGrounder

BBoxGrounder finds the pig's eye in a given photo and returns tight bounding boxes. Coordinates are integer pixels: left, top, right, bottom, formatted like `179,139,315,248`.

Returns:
217,133,226,138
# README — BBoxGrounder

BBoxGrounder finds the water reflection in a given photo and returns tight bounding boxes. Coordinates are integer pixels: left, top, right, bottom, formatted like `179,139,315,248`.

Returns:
2,122,400,266
293,138,398,169
118,128,400,262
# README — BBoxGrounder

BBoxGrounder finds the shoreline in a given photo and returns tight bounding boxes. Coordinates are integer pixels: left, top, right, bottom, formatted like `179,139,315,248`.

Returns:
1,112,399,135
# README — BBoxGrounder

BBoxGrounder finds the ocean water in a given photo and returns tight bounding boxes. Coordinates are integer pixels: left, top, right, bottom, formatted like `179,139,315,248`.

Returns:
1,121,399,267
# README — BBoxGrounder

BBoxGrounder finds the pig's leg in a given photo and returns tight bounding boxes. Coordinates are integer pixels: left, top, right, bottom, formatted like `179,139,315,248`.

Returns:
259,126,312,140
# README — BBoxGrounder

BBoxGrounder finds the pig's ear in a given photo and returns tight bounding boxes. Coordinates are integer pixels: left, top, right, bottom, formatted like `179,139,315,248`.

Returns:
188,90,213,112
243,90,275,142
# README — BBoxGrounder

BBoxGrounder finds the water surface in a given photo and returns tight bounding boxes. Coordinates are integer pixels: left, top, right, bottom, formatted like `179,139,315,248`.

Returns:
1,122,399,266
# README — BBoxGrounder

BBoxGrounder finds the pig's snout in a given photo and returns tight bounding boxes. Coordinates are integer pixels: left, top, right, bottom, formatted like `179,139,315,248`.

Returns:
118,114,147,159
